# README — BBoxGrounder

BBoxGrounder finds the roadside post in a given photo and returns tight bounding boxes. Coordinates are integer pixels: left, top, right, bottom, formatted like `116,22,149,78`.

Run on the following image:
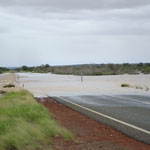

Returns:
81,72,83,82
17,75,19,84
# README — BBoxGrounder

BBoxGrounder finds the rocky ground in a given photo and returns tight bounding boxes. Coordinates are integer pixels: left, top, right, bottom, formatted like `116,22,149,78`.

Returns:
37,97,150,150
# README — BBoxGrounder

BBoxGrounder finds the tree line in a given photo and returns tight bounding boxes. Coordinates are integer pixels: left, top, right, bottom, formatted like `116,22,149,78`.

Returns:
1,63,150,75
9,63,150,75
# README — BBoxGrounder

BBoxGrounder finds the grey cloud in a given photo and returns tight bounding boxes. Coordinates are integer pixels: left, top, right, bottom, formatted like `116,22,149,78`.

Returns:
1,1,150,23
1,5,150,37
0,0,150,66
1,0,150,11
0,26,9,33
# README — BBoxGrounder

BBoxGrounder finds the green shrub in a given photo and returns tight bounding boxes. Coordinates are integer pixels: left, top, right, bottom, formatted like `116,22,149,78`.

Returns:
3,84,15,88
141,67,150,74
145,86,149,91
135,85,143,89
121,83,130,87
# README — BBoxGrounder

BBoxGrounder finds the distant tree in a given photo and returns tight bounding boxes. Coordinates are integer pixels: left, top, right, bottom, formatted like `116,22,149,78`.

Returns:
137,63,144,67
0,67,9,74
22,66,29,71
123,63,130,67
45,64,50,68
108,64,117,71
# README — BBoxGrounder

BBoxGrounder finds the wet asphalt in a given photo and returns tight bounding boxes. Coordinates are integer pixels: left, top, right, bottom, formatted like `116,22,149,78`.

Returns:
52,95,150,144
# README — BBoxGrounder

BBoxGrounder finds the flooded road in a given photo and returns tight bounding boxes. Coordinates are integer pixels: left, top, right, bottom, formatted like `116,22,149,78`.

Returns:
18,73,150,97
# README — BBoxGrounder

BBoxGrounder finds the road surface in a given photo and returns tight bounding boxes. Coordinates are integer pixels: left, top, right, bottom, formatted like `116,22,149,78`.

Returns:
52,94,150,144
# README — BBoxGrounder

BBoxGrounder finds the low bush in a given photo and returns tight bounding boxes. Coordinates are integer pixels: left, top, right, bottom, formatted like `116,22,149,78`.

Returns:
135,85,143,89
145,86,149,91
121,83,130,87
3,84,15,88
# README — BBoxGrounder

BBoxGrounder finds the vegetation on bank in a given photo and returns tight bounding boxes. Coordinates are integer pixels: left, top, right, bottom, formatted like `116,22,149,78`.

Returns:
14,63,150,75
121,83,149,91
1,63,150,75
3,84,15,88
15,64,51,73
0,90,72,150
0,67,9,74
121,83,130,88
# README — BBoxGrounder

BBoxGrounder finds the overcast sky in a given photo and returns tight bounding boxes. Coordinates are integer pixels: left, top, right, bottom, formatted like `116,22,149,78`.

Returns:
0,0,150,67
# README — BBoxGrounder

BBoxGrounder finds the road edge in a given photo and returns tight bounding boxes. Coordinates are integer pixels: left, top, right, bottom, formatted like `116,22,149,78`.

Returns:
51,96,150,145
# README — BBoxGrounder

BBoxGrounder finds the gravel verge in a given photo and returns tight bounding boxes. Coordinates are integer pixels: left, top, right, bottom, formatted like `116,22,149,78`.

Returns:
36,97,150,150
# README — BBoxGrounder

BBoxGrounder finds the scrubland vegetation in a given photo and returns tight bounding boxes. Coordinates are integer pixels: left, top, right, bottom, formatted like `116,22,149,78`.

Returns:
121,83,130,87
0,67,9,74
121,83,149,91
16,63,150,75
15,64,51,73
0,91,72,150
1,63,150,75
3,84,15,88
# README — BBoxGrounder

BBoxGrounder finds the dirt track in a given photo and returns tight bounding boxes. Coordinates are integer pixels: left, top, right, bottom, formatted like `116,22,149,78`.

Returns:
37,97,150,150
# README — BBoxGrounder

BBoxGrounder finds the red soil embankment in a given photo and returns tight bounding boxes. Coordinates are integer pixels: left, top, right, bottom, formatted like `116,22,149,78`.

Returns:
37,98,150,150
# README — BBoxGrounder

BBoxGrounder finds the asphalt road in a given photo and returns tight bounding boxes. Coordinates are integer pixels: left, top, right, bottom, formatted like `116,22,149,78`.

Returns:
51,95,150,144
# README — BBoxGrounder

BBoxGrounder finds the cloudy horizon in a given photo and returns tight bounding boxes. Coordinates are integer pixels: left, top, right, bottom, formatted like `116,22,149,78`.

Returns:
0,0,150,67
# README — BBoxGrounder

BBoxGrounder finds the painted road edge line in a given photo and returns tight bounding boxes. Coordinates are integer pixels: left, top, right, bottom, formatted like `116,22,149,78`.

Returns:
56,96,150,135
103,95,150,105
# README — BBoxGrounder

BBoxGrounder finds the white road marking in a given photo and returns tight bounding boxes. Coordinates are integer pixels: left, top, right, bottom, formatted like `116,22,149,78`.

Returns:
56,96,150,135
104,95,150,105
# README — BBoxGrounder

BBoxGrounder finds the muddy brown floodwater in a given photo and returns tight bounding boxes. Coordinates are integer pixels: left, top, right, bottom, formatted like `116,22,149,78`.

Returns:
36,97,150,150
19,73,150,97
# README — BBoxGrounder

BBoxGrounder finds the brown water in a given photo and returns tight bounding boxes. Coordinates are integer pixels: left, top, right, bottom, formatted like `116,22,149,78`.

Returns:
17,73,150,97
